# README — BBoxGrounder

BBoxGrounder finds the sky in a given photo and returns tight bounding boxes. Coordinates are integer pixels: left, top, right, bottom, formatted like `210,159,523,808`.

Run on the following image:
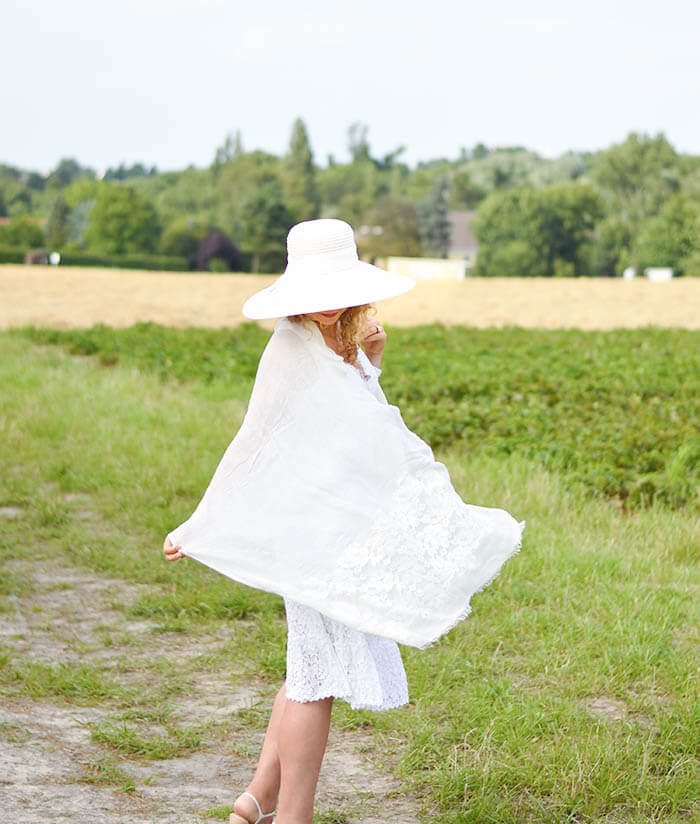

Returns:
2,0,699,174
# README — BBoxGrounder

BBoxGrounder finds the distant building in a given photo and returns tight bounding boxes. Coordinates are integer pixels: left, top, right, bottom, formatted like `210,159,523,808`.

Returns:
377,209,480,280
644,267,674,281
386,256,467,280
447,210,479,271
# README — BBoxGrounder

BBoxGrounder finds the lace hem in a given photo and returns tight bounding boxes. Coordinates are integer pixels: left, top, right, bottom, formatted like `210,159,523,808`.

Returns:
285,598,409,711
286,692,407,712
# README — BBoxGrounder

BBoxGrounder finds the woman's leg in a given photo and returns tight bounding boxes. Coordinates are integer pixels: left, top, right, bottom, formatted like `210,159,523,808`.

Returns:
235,685,333,823
235,684,287,820
276,696,334,824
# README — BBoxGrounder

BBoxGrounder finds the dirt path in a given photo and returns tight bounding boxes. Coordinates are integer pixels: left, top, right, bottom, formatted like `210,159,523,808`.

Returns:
0,554,422,823
1,265,698,330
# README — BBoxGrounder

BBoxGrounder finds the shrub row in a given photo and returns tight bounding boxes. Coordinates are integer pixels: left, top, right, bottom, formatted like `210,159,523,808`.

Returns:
0,245,26,264
0,246,190,271
54,251,190,271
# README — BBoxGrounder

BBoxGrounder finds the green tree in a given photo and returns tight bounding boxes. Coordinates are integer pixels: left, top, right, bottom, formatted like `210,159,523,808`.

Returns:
417,177,451,257
636,195,700,276
318,159,386,225
678,154,700,202
347,122,371,163
45,195,71,248
282,117,320,222
376,145,407,172
591,132,679,231
538,183,603,275
478,237,544,278
473,183,603,277
466,147,551,191
47,157,95,188
212,130,244,173
450,171,487,209
103,162,157,181
356,195,421,259
62,178,104,247
159,216,210,259
214,150,282,236
316,123,390,222
403,165,448,203
473,187,547,277
0,181,33,216
0,214,44,249
238,176,293,273
586,215,634,277
83,185,161,254
63,178,103,208
141,166,216,226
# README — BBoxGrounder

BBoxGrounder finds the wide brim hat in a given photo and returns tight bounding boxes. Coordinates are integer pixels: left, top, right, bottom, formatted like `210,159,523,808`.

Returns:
242,219,416,320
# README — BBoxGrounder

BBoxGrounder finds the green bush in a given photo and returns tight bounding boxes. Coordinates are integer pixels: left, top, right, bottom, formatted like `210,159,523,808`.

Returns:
635,195,700,276
83,185,161,255
207,256,230,273
0,215,44,249
0,244,25,263
159,216,209,258
56,251,189,271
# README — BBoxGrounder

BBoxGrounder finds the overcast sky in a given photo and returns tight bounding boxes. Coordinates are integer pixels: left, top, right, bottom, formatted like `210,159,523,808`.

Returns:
2,0,699,173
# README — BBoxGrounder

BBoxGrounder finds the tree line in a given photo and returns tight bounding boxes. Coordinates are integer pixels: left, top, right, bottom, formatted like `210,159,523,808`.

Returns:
1,120,698,276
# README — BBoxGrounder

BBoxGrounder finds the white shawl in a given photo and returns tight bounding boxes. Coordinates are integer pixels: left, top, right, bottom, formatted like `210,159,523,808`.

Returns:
168,318,524,648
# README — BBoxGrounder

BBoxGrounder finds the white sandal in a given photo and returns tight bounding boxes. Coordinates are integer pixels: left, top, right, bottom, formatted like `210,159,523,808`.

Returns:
230,791,275,824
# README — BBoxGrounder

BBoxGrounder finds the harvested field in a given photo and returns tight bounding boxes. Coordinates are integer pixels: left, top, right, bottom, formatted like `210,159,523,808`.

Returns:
1,264,698,329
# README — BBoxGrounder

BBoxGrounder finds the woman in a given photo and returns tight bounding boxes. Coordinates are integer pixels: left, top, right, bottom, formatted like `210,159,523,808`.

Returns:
163,219,524,824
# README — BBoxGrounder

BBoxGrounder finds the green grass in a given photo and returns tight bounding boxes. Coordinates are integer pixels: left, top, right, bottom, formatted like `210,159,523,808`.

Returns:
89,718,203,759
1,658,132,704
200,806,235,820
16,321,699,509
0,329,697,823
76,758,137,792
0,721,32,743
314,808,355,824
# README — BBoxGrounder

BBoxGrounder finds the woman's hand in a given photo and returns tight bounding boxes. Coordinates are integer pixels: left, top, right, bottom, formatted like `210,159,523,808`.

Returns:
163,536,184,561
361,322,387,368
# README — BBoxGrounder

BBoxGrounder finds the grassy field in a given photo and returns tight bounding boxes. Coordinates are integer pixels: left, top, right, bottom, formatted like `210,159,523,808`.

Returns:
20,322,700,509
1,325,698,823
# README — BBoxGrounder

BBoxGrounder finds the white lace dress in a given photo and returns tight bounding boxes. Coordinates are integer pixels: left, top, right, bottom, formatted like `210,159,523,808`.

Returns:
284,347,409,711
284,597,409,710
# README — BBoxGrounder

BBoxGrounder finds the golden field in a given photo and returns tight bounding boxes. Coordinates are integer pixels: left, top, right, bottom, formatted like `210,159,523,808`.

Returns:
1,264,698,330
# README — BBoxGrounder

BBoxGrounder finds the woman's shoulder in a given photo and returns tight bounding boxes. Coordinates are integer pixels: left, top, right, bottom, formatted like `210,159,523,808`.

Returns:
273,317,315,346
259,318,320,378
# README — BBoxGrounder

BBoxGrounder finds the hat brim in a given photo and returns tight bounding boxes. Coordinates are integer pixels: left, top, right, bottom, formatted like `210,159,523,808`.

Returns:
241,261,416,320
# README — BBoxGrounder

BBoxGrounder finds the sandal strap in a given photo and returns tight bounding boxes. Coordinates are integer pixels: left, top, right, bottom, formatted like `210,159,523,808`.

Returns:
240,792,275,824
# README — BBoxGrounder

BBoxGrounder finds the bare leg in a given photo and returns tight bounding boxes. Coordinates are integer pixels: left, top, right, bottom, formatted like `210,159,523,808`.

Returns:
276,696,334,824
234,684,287,821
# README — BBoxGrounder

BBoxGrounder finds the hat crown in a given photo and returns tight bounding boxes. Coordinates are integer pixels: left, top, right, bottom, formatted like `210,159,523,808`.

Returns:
286,219,358,276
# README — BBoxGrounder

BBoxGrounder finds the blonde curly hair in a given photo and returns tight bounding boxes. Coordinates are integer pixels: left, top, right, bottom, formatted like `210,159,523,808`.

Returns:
289,304,374,366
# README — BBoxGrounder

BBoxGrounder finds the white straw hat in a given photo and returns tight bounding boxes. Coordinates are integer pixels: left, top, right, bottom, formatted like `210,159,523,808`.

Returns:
241,219,416,319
